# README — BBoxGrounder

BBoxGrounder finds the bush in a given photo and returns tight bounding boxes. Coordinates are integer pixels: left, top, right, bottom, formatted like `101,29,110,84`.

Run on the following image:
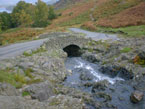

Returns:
33,20,51,27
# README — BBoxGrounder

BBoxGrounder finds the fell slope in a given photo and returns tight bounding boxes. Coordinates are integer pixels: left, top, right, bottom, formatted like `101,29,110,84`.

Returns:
53,0,145,28
54,0,84,9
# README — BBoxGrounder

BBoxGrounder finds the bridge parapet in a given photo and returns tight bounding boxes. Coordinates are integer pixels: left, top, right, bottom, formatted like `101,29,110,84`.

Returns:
43,35,90,50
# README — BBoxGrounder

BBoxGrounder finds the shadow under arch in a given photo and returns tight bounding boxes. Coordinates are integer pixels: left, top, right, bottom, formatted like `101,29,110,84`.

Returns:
63,44,82,57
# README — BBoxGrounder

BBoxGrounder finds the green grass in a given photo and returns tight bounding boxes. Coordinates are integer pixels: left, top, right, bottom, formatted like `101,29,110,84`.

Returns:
120,47,132,53
0,28,22,34
0,68,42,88
23,47,47,56
0,69,26,88
58,11,90,26
24,68,42,84
97,25,145,37
24,68,34,78
22,91,30,97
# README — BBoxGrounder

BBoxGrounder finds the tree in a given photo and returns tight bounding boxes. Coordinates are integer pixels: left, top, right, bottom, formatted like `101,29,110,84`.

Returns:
0,12,12,30
18,10,32,27
48,6,57,20
33,0,50,27
11,1,34,27
0,18,2,32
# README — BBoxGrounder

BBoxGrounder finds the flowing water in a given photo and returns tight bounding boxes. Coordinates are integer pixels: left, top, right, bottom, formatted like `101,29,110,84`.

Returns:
64,57,145,109
65,57,124,86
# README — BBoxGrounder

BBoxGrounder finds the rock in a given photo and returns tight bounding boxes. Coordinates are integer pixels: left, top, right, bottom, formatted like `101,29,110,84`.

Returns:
94,92,112,102
19,62,34,70
91,80,109,92
82,52,99,63
0,95,51,109
24,50,32,55
133,76,145,91
24,81,55,101
78,68,94,81
130,90,144,103
133,51,145,65
0,95,82,109
138,51,145,60
121,54,129,60
99,65,134,80
0,62,14,69
0,83,19,96
47,94,84,109
41,44,46,50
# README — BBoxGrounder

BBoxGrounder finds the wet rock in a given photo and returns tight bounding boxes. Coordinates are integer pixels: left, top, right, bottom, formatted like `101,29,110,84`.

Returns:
92,80,109,92
79,69,94,81
0,83,19,96
130,90,144,103
24,81,55,101
99,66,134,80
83,82,93,87
133,76,145,91
82,52,99,63
94,92,112,102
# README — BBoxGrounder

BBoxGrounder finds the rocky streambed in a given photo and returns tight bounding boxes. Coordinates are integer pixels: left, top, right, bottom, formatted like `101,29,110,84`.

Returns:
0,32,145,109
64,57,145,109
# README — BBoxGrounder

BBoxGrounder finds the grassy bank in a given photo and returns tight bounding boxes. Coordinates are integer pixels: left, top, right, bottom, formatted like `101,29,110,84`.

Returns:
96,25,145,37
0,68,42,88
0,28,44,46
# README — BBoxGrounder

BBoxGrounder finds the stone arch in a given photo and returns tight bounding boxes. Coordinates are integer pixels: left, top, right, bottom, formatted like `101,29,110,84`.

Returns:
63,44,82,57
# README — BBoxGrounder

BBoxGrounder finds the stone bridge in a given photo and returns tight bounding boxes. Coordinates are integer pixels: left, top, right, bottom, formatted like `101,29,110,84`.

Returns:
43,35,91,56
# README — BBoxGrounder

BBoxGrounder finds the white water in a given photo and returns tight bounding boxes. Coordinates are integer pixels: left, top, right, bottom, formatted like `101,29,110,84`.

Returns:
66,57,124,85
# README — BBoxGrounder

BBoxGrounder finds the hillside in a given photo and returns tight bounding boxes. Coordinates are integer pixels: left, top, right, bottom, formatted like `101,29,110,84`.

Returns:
49,0,145,36
54,0,84,9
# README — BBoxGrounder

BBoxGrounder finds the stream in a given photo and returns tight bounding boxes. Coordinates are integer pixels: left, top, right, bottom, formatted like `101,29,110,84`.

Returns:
64,57,145,109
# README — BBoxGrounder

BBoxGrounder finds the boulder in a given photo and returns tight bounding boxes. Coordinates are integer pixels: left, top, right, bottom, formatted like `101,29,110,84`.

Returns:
91,80,109,92
130,90,144,103
82,52,99,63
24,81,55,101
47,94,84,109
19,62,34,70
0,95,50,109
78,68,94,81
0,83,19,96
99,66,134,80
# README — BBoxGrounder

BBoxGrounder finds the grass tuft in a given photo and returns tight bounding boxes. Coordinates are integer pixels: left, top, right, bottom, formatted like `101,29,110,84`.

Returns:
120,47,132,53
22,91,30,97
